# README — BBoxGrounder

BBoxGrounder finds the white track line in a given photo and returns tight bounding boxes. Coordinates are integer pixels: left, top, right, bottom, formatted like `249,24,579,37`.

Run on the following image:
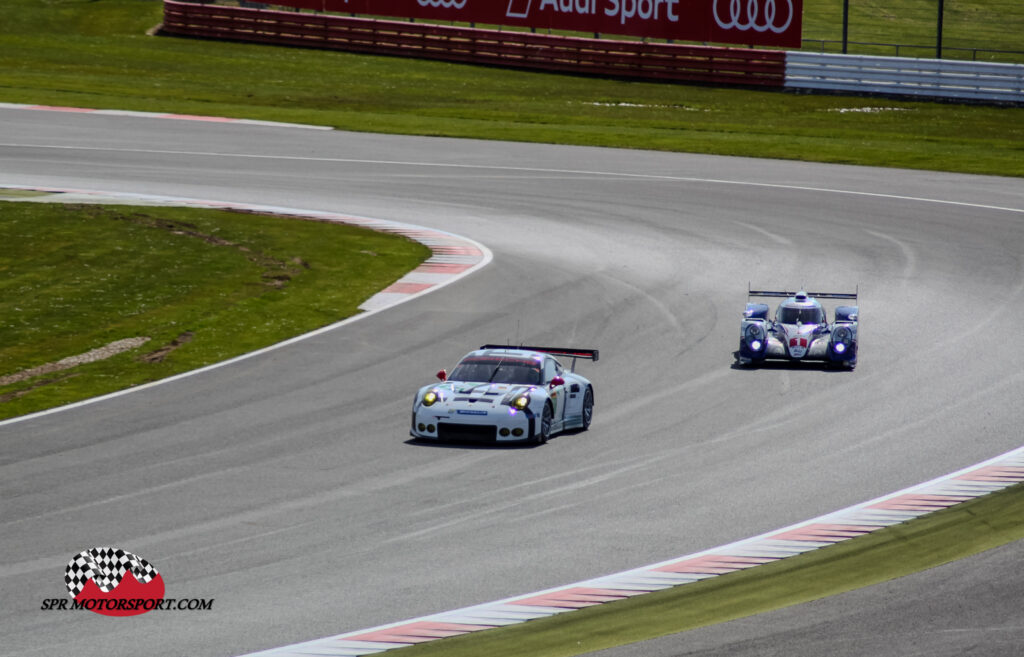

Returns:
4,141,1023,217
0,102,333,130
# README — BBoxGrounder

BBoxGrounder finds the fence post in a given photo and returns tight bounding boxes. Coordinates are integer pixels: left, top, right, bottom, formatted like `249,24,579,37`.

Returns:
841,0,849,54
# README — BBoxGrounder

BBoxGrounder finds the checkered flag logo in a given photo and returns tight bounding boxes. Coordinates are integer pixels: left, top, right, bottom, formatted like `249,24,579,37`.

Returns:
65,547,160,598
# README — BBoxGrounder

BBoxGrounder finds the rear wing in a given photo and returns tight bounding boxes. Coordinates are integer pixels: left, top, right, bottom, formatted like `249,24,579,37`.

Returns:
479,344,599,370
748,284,858,301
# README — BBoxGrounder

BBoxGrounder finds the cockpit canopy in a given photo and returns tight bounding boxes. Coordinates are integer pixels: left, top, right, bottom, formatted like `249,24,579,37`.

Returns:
449,356,542,385
777,305,824,325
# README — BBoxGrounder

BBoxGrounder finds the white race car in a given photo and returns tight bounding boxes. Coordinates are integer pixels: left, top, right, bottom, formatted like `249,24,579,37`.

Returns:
738,287,859,369
411,345,598,445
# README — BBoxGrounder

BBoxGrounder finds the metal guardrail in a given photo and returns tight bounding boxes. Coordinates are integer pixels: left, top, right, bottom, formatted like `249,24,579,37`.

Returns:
785,51,1024,103
801,39,1024,63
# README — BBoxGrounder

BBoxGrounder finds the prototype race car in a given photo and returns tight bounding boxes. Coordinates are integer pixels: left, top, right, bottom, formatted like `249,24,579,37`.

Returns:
738,287,859,369
411,345,598,445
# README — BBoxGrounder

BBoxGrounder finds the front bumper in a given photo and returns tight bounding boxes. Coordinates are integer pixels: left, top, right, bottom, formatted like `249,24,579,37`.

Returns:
741,337,855,365
410,405,536,443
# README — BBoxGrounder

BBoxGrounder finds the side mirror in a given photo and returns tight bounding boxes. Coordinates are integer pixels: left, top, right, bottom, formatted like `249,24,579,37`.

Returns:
550,376,565,388
436,369,447,382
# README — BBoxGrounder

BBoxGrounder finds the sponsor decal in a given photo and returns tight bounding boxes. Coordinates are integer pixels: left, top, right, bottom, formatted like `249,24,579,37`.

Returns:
713,0,794,34
457,409,488,415
308,0,802,47
531,0,681,26
418,0,467,7
507,0,532,18
40,547,213,616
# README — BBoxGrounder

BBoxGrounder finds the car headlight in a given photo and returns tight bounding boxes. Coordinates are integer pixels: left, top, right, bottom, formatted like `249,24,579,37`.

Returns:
834,327,852,345
422,390,439,407
745,324,764,348
513,395,530,410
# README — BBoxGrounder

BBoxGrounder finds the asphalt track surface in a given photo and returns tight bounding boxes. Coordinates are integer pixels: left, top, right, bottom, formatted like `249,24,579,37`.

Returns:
1,107,1023,657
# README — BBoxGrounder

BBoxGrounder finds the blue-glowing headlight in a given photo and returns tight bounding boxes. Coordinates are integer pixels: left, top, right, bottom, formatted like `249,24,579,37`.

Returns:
834,342,846,354
751,340,763,351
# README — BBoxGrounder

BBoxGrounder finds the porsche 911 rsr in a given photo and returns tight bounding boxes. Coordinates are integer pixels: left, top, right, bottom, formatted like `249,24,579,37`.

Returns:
411,345,598,445
738,287,859,369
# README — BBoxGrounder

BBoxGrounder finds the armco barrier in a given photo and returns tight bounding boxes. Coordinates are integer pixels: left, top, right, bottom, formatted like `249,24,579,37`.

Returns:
786,51,1024,103
160,1,787,87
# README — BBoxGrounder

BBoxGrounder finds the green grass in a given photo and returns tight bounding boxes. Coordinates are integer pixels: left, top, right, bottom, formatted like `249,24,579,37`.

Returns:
1,0,1022,177
0,200,430,420
398,482,1024,657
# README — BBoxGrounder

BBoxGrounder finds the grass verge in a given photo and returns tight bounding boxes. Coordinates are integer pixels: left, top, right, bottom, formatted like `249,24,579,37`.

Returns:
0,200,430,420
398,482,1024,657
0,1,1022,177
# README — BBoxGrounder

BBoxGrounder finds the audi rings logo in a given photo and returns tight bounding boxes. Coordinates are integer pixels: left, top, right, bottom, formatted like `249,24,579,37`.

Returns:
713,0,794,33
417,0,467,8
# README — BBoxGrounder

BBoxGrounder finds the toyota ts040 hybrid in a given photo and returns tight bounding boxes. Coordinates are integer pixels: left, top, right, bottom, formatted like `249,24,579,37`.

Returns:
738,287,859,369
411,345,598,445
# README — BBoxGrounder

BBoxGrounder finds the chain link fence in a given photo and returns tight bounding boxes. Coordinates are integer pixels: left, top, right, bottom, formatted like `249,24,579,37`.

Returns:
801,0,1024,63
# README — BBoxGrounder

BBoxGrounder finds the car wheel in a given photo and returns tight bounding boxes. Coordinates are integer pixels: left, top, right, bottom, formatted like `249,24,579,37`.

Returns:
535,404,552,445
581,387,594,431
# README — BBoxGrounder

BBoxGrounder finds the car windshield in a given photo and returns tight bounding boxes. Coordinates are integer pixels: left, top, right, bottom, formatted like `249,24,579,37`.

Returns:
449,357,542,385
778,306,823,324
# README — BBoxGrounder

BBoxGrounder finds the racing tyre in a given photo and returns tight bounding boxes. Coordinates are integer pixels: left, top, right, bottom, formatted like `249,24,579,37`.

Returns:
581,387,594,431
535,404,552,445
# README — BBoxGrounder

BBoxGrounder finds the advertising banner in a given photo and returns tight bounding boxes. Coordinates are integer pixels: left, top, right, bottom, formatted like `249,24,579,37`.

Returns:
270,0,803,48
